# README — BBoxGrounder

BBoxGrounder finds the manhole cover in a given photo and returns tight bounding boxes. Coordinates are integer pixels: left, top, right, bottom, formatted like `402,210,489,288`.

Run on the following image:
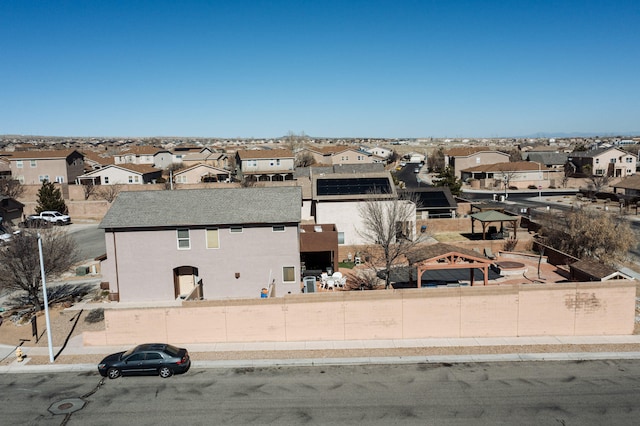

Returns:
48,398,86,415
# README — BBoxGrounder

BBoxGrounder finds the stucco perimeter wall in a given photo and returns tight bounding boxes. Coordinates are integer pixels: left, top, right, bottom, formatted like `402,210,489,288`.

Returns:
83,281,637,346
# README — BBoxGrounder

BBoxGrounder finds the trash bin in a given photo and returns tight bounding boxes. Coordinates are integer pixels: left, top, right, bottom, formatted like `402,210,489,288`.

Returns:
303,276,316,293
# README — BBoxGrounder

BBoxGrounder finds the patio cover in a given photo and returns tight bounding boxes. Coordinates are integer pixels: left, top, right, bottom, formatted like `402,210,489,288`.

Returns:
469,210,519,240
406,243,494,286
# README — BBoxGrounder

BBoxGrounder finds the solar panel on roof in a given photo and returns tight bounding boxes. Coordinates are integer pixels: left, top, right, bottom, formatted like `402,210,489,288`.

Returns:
417,191,450,208
316,178,392,196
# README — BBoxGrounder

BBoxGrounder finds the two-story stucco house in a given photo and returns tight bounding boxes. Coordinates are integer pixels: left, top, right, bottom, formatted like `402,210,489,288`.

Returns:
7,149,85,184
99,186,302,303
566,147,636,178
235,149,295,181
311,172,416,246
113,146,162,166
444,147,511,179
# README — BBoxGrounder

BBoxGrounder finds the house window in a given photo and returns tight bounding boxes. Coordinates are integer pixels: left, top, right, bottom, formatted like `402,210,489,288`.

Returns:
38,175,50,183
17,175,25,184
206,229,219,249
104,176,110,184
282,266,295,282
177,229,190,249
230,226,243,233
128,176,134,183
247,160,257,167
55,176,64,183
595,159,599,164
30,160,37,167
610,158,616,163
276,159,281,166
338,232,345,244
272,225,285,232
16,160,23,168
134,176,140,183
626,157,633,163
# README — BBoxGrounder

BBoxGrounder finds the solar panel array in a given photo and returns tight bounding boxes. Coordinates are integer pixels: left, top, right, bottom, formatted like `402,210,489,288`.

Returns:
316,177,392,196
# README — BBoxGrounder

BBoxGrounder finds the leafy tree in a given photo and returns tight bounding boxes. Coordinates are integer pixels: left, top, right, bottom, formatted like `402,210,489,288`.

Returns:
431,166,462,196
0,228,79,311
36,180,67,214
357,191,425,289
538,207,634,266
0,179,25,199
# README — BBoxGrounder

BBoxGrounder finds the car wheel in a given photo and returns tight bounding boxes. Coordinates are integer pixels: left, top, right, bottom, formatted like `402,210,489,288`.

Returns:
107,368,121,379
159,367,173,378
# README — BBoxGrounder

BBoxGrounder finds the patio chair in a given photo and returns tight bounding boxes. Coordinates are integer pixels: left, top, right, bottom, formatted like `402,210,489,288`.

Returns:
484,247,497,260
325,279,335,290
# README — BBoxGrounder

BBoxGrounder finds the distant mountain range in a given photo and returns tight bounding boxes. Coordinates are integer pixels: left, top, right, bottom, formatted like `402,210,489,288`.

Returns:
517,131,640,139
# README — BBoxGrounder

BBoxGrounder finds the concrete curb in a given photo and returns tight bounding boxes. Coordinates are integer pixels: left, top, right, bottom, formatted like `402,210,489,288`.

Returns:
3,352,640,374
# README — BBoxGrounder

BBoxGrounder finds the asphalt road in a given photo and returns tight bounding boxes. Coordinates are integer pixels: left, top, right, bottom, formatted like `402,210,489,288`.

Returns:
68,223,106,262
3,360,640,425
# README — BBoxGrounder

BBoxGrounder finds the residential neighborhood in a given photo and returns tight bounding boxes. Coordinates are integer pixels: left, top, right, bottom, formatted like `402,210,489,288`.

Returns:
1,134,640,345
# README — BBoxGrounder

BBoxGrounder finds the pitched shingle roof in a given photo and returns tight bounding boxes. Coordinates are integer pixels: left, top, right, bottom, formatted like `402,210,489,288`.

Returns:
462,161,546,173
99,187,302,229
444,147,506,157
236,149,293,159
7,149,81,159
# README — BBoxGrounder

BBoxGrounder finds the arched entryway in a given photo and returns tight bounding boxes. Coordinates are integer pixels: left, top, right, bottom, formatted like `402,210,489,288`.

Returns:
173,266,202,300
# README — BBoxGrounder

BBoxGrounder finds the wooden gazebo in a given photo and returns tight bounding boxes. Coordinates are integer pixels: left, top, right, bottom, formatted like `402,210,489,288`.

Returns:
469,210,519,240
406,243,494,287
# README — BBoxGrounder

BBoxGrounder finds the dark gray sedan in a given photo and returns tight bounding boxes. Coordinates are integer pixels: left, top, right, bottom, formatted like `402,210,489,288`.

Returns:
98,343,191,379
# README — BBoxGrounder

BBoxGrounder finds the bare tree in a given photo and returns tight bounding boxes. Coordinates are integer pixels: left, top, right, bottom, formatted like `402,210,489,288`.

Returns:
97,184,123,202
283,131,307,153
497,166,518,198
427,147,445,173
0,227,79,311
295,151,316,167
538,206,635,265
357,192,425,289
240,176,256,188
587,172,611,195
0,179,25,199
82,182,97,200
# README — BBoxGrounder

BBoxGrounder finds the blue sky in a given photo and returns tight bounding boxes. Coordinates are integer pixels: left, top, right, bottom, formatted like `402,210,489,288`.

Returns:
1,0,638,138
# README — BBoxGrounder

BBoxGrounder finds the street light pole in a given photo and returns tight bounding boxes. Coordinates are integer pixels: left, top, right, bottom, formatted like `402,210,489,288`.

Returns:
538,162,542,200
37,233,55,363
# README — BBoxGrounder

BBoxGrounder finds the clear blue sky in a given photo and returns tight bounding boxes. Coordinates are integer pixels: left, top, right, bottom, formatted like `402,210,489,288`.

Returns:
1,0,638,138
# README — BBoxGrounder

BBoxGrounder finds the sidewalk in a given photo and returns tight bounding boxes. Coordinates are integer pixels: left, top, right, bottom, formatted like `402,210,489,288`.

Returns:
3,335,640,374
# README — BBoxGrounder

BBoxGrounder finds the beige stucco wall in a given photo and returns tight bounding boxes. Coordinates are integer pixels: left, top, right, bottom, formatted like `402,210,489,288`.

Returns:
83,281,636,346
103,224,301,302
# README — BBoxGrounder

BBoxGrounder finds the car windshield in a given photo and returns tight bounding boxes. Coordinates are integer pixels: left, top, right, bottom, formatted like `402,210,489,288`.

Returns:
164,344,181,357
122,346,141,358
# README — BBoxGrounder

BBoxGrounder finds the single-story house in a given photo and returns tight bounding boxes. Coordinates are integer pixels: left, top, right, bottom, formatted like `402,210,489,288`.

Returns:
76,164,163,185
173,164,232,184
